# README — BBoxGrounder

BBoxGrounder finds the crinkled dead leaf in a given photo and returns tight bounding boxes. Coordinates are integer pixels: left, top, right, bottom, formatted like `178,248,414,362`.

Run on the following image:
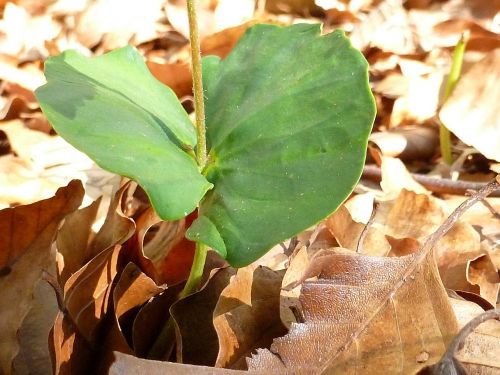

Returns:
98,262,164,371
50,312,93,375
12,276,59,375
63,244,122,345
90,182,135,257
467,254,499,307
0,180,84,375
126,207,196,285
56,197,101,286
171,267,236,365
440,49,500,162
131,283,184,358
248,248,458,374
213,265,286,369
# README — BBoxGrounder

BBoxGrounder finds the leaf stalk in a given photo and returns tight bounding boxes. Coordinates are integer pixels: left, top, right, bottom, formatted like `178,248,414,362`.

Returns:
439,32,468,165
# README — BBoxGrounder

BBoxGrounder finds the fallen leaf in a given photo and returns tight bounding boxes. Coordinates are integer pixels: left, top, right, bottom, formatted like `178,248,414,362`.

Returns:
0,180,84,375
248,248,458,373
11,277,59,375
126,206,196,285
108,351,254,374
467,254,499,307
379,156,428,197
75,0,165,49
63,244,122,345
90,182,135,257
440,49,500,162
131,284,184,358
0,2,61,60
147,61,192,98
213,265,286,369
98,262,164,370
49,312,93,375
56,197,101,286
171,267,236,365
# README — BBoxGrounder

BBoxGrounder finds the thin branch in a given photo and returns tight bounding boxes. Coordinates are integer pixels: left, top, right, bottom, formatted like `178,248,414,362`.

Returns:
361,165,500,197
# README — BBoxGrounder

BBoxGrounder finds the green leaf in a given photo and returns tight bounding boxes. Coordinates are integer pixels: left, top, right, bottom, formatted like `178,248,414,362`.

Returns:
35,46,212,220
200,24,376,267
185,215,227,258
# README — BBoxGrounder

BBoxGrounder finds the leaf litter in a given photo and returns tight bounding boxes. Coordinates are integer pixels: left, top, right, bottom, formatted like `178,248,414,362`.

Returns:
0,0,499,374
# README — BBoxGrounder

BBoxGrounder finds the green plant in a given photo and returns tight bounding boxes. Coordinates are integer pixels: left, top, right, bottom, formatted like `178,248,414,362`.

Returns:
35,7,375,300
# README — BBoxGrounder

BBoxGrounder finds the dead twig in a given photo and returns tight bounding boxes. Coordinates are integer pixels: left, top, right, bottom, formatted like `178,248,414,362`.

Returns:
362,165,500,197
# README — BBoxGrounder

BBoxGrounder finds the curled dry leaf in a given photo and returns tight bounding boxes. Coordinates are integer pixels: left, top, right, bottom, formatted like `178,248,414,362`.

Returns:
56,197,101,286
170,267,236,365
63,244,122,345
98,263,164,371
49,312,93,375
0,180,84,375
90,182,136,256
440,49,500,162
466,254,499,307
213,265,286,369
127,206,196,285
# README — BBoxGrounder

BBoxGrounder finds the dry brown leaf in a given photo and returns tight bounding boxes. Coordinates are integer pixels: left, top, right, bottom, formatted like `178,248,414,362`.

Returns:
379,156,428,197
350,0,416,54
0,180,84,375
440,49,500,162
90,182,135,256
201,21,259,58
369,125,439,162
63,244,122,345
75,0,165,50
265,0,321,15
56,197,101,286
248,248,458,374
0,2,60,60
147,61,192,98
429,298,500,375
98,262,164,371
126,207,196,285
213,265,286,369
11,276,59,375
131,284,184,358
467,255,499,307
108,351,256,374
171,267,236,365
49,312,93,375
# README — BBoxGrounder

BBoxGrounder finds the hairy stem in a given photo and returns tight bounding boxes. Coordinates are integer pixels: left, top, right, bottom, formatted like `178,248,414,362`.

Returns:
187,0,207,169
439,32,468,165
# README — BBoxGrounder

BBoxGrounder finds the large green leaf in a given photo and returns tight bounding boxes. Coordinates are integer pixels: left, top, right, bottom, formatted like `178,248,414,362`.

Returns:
200,24,376,267
35,47,212,220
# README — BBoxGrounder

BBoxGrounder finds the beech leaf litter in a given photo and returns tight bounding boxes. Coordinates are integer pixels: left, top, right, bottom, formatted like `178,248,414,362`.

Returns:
0,1,499,374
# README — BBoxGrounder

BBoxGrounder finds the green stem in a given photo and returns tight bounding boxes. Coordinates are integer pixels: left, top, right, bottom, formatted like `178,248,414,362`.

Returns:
147,243,208,360
187,0,207,169
439,32,468,165
179,242,208,299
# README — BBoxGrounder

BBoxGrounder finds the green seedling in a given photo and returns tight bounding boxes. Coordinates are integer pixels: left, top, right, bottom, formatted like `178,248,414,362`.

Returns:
35,17,375,294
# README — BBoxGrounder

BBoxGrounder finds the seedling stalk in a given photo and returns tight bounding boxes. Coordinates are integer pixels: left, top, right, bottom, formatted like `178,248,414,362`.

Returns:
439,32,468,165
